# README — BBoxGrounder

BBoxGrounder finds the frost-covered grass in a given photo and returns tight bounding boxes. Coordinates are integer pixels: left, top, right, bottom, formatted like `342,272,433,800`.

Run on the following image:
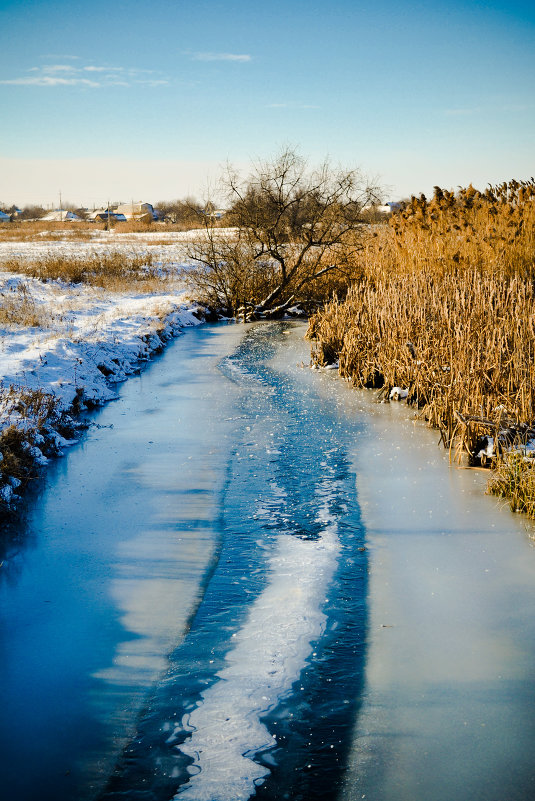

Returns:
0,230,203,513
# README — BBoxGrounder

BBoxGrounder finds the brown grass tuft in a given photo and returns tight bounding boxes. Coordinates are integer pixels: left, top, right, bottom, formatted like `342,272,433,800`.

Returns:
0,386,66,502
487,453,535,518
0,283,60,328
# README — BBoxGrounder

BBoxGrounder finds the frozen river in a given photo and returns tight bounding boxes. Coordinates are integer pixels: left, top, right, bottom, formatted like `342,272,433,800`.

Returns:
1,321,534,800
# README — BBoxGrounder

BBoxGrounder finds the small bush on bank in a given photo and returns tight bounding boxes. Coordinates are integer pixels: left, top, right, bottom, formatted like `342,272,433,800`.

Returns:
0,386,75,510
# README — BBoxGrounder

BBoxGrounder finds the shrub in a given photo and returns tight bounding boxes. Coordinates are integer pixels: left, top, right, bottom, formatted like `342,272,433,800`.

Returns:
183,147,381,317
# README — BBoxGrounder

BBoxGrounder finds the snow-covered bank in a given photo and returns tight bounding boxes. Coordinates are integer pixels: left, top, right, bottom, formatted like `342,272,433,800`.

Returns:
0,234,203,511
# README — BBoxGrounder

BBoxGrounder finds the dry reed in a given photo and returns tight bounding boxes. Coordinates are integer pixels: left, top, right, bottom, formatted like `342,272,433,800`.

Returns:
0,284,59,328
1,252,176,292
487,453,535,517
307,178,535,516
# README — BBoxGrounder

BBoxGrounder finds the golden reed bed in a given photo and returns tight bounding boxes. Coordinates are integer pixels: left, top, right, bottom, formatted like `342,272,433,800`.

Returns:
307,179,535,518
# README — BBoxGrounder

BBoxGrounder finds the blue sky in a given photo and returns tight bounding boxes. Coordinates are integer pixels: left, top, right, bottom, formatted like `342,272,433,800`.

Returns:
0,0,534,206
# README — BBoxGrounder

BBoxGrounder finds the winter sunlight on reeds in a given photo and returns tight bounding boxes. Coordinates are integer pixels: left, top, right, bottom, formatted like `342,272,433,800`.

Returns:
307,179,535,519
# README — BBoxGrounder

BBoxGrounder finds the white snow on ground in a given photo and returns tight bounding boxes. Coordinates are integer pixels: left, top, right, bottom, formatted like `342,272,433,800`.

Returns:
0,270,199,407
0,231,206,509
0,226,239,265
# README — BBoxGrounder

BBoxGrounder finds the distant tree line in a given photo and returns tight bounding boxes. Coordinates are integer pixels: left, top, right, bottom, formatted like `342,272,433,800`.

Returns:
0,204,46,220
0,203,92,220
0,199,226,226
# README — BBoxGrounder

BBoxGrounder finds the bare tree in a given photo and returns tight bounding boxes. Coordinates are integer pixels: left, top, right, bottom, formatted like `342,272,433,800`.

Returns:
156,197,207,228
184,148,381,318
18,205,46,220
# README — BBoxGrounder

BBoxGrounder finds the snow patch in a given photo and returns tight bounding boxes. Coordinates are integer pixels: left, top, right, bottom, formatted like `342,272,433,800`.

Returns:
389,386,409,401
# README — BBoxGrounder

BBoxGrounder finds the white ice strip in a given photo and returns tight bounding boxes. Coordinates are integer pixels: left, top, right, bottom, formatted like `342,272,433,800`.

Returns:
174,499,341,801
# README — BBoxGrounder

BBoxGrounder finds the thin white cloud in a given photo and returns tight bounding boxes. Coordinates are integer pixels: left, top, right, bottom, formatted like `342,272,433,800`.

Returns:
41,64,78,73
193,52,251,62
42,54,80,60
126,68,158,75
84,65,125,73
137,79,170,87
0,75,100,87
0,62,170,88
27,64,77,74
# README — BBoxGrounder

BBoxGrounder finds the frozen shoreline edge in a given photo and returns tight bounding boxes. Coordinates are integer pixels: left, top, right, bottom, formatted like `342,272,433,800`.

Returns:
0,303,204,514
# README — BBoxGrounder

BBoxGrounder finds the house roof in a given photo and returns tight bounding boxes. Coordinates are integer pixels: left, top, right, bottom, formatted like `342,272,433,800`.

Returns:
41,210,81,221
115,202,154,213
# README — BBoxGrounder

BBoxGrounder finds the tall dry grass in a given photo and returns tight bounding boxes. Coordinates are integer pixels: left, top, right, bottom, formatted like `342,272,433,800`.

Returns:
0,221,97,242
0,283,60,328
307,179,535,513
487,453,535,517
1,252,177,292
0,219,218,243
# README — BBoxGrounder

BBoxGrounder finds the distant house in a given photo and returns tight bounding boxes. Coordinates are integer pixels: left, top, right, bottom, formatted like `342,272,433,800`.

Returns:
87,210,126,222
203,208,226,221
0,210,11,222
363,202,402,216
378,202,402,214
88,210,127,223
115,202,158,221
87,209,105,221
41,209,82,222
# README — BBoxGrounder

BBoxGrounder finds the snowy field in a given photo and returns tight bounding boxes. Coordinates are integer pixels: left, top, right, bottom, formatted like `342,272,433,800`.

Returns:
0,229,207,508
0,226,237,262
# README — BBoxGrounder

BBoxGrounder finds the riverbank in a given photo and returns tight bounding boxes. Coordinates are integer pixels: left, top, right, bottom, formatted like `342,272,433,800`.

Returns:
0,231,202,513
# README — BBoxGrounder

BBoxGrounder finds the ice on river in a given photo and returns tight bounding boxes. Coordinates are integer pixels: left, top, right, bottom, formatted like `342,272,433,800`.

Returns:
173,488,341,800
